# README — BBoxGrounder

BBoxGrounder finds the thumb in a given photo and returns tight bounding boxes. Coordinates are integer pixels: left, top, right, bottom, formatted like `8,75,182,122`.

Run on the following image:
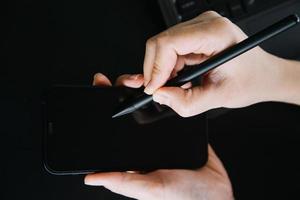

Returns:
84,172,153,199
153,86,217,117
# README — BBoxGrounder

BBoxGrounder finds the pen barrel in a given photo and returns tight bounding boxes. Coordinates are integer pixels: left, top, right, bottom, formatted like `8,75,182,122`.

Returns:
165,14,300,87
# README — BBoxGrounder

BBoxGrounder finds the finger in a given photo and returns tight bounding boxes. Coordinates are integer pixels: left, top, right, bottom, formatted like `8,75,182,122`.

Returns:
115,74,144,88
144,36,177,94
153,86,218,117
85,172,153,200
143,37,157,86
171,56,185,78
93,73,112,86
181,82,192,89
205,144,229,177
171,54,208,77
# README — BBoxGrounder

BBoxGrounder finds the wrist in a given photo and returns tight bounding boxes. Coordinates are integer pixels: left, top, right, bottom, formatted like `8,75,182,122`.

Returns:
243,50,286,105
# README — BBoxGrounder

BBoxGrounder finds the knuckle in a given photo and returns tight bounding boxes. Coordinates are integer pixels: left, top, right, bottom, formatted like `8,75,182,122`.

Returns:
156,31,171,47
152,63,163,75
146,37,156,48
156,36,167,47
213,16,246,42
221,17,232,26
215,16,233,28
202,10,219,17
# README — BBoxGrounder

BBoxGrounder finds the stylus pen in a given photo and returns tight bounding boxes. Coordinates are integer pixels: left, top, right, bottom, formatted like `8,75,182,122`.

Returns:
112,14,300,118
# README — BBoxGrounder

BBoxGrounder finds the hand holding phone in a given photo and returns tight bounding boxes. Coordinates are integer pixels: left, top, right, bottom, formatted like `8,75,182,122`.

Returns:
83,74,233,200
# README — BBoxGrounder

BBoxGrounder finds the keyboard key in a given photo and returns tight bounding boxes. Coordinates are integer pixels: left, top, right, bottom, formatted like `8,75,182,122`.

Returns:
242,0,256,12
228,0,245,18
166,0,289,24
176,0,200,15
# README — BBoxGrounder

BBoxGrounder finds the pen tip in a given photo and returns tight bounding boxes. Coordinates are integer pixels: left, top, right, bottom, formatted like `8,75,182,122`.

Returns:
112,113,121,118
112,106,135,118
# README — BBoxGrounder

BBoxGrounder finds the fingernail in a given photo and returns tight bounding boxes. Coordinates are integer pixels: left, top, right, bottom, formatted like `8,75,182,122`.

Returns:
129,74,141,80
126,171,138,174
144,87,153,95
144,82,155,94
94,73,103,79
84,176,102,186
84,180,102,186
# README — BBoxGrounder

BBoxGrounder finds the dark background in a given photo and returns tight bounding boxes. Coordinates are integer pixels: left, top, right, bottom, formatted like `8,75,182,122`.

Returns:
1,0,300,199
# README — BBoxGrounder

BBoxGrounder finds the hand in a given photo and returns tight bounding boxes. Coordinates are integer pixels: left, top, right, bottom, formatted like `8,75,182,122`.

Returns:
144,11,289,117
84,73,234,200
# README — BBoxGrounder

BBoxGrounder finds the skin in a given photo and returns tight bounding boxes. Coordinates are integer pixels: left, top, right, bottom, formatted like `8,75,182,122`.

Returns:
84,11,300,199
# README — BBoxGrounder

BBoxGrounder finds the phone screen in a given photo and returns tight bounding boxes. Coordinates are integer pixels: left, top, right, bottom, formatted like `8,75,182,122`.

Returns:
43,86,207,175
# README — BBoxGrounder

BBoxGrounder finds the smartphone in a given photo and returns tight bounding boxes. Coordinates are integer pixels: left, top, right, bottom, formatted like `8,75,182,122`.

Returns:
42,85,208,175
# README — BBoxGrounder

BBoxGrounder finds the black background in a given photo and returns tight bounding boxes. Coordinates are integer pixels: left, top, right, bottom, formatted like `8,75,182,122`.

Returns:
1,0,300,199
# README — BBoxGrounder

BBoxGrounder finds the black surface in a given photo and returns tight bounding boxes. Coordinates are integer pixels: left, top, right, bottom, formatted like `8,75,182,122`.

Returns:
1,0,300,199
209,103,300,199
2,1,165,199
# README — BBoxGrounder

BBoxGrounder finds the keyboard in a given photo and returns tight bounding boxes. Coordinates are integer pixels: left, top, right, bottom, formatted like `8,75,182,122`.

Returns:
158,0,296,27
158,0,300,59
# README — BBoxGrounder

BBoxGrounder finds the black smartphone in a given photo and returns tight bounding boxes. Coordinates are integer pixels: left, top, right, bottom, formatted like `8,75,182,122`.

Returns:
42,86,208,175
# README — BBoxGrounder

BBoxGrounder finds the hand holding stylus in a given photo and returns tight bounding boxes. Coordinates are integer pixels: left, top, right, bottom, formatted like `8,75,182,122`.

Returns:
113,11,299,118
142,11,300,117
